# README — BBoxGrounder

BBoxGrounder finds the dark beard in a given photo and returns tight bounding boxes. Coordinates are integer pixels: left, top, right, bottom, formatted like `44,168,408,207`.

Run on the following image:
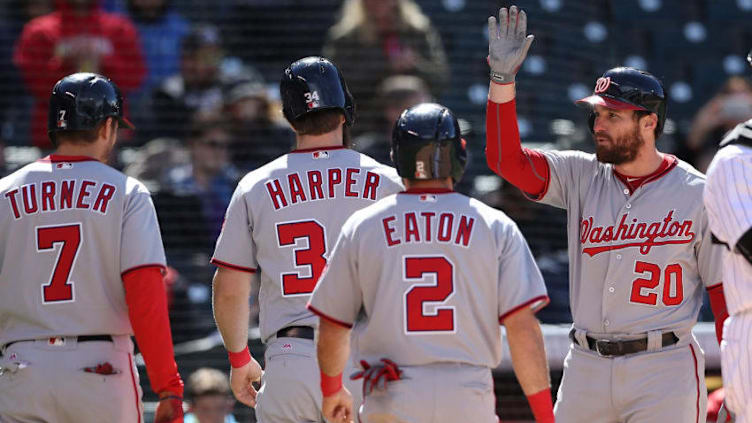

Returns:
594,126,644,165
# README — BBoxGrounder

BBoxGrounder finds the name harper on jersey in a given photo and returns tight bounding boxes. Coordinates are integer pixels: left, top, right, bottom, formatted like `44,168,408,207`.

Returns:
4,179,116,219
580,210,695,256
382,212,475,248
265,167,383,210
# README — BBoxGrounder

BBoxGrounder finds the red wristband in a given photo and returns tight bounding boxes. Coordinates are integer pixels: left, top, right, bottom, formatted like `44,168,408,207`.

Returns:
227,346,251,368
526,388,554,423
320,371,343,397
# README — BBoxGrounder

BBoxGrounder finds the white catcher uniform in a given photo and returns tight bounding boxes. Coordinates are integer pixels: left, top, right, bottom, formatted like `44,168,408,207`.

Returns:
211,146,403,423
704,119,752,423
532,151,723,423
0,155,166,422
308,189,548,423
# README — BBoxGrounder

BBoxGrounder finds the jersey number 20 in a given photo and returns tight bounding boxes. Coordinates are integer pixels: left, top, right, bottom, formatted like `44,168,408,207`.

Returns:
629,260,683,306
403,256,456,333
276,220,327,296
37,224,81,303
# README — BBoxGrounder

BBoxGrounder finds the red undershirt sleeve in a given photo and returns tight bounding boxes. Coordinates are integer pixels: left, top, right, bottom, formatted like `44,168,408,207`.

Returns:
123,266,184,396
486,99,550,197
707,284,729,345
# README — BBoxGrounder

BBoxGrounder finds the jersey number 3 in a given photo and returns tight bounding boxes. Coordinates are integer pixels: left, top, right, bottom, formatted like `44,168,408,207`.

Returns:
276,220,327,296
37,224,82,303
403,256,456,333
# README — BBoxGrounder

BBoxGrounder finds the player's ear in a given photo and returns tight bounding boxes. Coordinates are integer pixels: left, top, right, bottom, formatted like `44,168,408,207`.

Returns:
642,113,657,132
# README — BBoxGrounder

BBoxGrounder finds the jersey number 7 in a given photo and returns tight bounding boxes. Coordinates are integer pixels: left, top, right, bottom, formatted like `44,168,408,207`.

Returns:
36,223,82,303
276,220,327,296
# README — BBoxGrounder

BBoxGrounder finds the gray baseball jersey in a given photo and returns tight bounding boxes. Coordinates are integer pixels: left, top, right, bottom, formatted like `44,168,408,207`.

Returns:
703,120,752,421
308,189,548,368
0,155,166,346
534,151,723,335
211,146,404,341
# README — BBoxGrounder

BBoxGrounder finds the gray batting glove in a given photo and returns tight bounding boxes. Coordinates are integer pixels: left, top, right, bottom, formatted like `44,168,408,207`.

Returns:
488,5,534,84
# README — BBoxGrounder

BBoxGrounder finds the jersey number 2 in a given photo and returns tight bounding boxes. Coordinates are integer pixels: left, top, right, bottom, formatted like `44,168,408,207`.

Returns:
403,256,455,333
37,224,81,303
276,220,327,296
629,261,683,306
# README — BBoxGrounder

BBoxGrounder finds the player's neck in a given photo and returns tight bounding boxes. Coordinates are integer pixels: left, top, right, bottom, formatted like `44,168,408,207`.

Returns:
295,127,344,151
613,147,663,177
55,142,108,163
404,178,454,191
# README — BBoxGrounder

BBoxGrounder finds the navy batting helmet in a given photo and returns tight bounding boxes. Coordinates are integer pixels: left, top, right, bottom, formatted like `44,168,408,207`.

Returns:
48,73,134,143
577,67,667,136
391,103,467,182
280,56,355,126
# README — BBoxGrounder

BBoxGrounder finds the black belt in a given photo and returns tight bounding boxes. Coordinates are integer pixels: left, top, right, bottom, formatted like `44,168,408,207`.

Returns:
276,326,314,340
3,334,113,350
569,329,678,357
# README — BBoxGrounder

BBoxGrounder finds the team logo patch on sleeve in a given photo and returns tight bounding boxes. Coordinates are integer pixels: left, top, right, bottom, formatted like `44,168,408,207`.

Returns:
312,151,329,159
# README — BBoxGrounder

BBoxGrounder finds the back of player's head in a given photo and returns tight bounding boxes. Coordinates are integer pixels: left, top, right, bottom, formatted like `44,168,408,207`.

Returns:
391,103,467,182
280,56,355,134
576,67,666,138
48,72,134,145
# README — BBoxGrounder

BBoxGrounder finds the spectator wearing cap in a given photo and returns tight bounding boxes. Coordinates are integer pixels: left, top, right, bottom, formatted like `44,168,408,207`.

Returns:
13,0,146,148
184,368,238,423
222,76,294,172
353,74,431,164
150,24,227,140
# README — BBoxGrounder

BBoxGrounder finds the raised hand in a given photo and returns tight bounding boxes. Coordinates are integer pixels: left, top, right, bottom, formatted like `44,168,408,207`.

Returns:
488,5,534,84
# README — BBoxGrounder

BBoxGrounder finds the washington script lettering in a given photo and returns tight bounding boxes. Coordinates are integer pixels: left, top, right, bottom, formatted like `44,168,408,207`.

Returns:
580,210,695,256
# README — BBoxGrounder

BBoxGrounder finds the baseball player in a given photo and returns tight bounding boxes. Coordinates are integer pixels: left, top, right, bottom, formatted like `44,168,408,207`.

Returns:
0,73,183,422
309,103,554,423
484,6,729,423
211,56,404,422
703,49,752,423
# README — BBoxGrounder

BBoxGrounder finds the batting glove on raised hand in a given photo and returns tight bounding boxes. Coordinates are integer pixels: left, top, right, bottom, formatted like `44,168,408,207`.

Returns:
488,5,534,85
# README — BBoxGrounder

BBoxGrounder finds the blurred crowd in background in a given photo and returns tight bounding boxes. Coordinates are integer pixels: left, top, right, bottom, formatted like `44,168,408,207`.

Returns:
1,0,750,419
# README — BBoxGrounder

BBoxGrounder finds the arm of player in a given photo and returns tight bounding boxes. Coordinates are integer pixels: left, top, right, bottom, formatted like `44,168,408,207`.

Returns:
317,318,354,423
212,267,263,407
122,266,184,423
502,307,554,423
485,6,549,197
707,284,729,345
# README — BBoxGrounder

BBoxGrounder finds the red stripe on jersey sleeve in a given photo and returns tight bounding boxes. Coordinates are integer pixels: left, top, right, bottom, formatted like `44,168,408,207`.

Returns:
210,258,257,273
307,304,353,329
498,295,550,324
121,263,166,278
706,282,724,291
